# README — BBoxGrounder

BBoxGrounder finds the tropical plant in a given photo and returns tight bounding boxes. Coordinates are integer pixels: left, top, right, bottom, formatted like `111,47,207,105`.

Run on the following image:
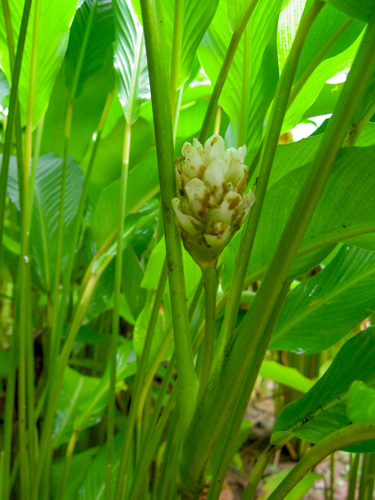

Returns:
1,0,375,499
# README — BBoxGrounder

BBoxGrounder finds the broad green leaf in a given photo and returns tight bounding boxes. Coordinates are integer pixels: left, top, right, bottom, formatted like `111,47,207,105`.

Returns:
41,52,114,163
159,0,220,88
91,171,159,248
245,146,375,286
65,0,114,98
113,0,150,123
52,366,100,447
262,467,321,500
52,342,135,447
52,447,99,500
0,0,77,126
282,29,362,131
278,0,307,71
271,327,375,452
5,154,83,291
77,431,126,499
270,246,375,353
259,360,314,393
295,5,364,82
347,381,375,425
324,0,374,22
301,81,344,119
198,0,279,150
85,116,154,189
122,245,146,321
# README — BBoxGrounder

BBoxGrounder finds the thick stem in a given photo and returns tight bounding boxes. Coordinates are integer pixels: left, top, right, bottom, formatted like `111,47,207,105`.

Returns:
140,0,198,436
267,425,375,500
105,121,131,500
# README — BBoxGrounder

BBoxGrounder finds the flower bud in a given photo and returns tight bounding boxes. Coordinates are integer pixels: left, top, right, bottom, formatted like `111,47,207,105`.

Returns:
173,134,255,268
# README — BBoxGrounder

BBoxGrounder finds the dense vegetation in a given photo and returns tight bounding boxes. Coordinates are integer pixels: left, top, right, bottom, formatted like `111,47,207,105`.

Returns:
1,0,375,498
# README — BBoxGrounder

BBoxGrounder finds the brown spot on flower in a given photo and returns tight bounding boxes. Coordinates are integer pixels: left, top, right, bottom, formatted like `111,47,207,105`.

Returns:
211,136,219,146
227,196,240,210
236,175,247,196
197,165,206,179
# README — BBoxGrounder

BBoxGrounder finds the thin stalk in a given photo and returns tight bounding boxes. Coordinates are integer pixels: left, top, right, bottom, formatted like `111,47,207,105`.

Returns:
114,261,168,499
213,105,222,135
27,114,45,229
198,266,217,401
17,0,41,494
57,430,79,500
330,453,335,500
238,24,250,147
0,0,32,271
198,0,260,142
170,0,184,122
347,453,360,500
179,9,375,499
344,98,375,146
140,0,198,436
365,453,375,500
105,121,132,500
288,19,353,108
267,425,375,500
214,0,325,363
242,444,284,500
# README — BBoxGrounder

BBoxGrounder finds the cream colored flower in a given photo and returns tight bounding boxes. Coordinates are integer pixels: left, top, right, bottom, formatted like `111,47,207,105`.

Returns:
173,134,255,268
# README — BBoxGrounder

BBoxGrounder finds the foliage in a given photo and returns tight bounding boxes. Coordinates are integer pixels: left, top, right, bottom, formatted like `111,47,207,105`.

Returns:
1,0,375,499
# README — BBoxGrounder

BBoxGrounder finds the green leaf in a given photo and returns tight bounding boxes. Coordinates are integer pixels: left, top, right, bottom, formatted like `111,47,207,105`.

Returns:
259,360,314,393
324,0,374,22
0,0,77,126
0,69,9,100
65,0,115,98
113,0,150,123
52,342,135,447
198,0,279,149
52,447,99,500
76,431,126,499
5,153,83,291
270,246,375,354
271,327,375,452
122,245,146,321
159,0,220,88
347,381,375,424
240,146,375,287
41,53,114,163
282,26,363,132
85,116,154,189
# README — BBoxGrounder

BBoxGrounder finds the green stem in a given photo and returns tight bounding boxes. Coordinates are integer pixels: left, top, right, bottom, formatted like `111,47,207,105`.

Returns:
288,18,353,108
344,98,375,146
238,24,250,147
267,425,375,500
179,7,375,499
215,0,325,364
347,453,360,500
206,280,291,500
198,266,217,401
242,444,283,500
105,121,132,500
57,430,79,500
114,261,168,498
170,0,184,122
198,0,260,142
140,0,198,436
0,0,32,271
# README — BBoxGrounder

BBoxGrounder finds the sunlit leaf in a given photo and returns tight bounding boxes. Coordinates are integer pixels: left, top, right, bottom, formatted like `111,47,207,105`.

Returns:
0,0,77,126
